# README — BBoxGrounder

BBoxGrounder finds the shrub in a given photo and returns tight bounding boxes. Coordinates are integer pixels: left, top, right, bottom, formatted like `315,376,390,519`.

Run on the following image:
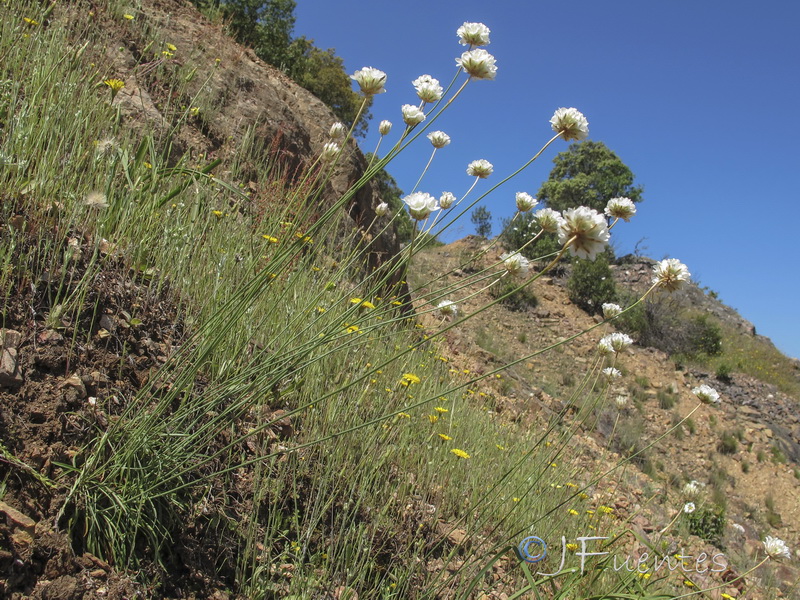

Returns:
716,363,732,382
616,295,723,360
489,277,538,312
687,504,726,546
718,431,739,454
567,251,617,314
658,389,677,410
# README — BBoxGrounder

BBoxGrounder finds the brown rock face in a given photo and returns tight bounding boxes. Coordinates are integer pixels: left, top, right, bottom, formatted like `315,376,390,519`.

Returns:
109,0,403,278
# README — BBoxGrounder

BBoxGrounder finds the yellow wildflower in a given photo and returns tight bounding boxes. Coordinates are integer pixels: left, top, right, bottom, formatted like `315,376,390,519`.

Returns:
637,572,651,579
721,595,734,600
23,17,39,26
450,448,470,459
427,415,439,424
350,297,362,304
495,444,505,451
565,482,578,488
161,50,174,57
211,210,223,218
346,325,360,333
683,581,695,588
434,407,448,413
568,509,579,516
513,497,520,503
165,43,177,52
578,492,589,499
566,543,579,552
397,412,411,419
599,506,614,514
123,14,134,20
360,301,375,309
401,373,421,385
438,434,452,441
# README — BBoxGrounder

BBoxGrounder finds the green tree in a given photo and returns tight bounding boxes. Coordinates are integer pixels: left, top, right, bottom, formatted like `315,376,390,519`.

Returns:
290,40,372,137
471,206,493,238
538,141,643,213
567,250,617,314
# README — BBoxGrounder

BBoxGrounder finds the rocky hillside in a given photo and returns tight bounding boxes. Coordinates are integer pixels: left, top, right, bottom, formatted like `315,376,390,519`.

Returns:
2,0,799,598
411,237,800,598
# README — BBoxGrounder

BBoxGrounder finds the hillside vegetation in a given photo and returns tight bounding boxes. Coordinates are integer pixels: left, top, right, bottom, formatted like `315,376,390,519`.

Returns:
0,1,798,599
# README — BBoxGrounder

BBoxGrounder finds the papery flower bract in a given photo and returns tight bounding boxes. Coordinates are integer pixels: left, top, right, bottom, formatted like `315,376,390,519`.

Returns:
515,192,537,212
598,333,633,355
614,395,627,408
375,202,390,217
379,120,392,135
84,191,108,208
683,502,696,514
652,258,691,292
602,303,622,319
683,480,704,498
457,22,491,46
351,67,386,95
456,48,497,80
764,536,791,560
605,197,637,222
401,104,426,126
403,192,439,220
439,192,456,209
534,208,564,233
500,251,530,277
692,384,720,405
413,74,443,103
466,159,493,178
602,367,621,379
427,131,451,149
437,300,458,317
550,107,589,141
329,122,346,139
320,141,340,162
558,206,610,260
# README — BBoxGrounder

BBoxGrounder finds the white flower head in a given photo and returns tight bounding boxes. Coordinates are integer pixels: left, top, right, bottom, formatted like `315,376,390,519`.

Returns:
605,197,637,222
764,536,791,560
614,395,627,408
692,384,721,405
652,258,691,292
401,104,426,126
351,66,386,95
403,192,440,220
439,192,456,209
456,48,497,80
84,191,109,208
457,22,491,47
375,202,390,217
329,122,346,139
602,303,622,319
95,136,118,157
427,130,451,149
515,192,537,212
598,333,633,355
466,159,493,178
320,141,340,162
413,74,443,103
602,367,621,380
534,208,564,233
683,502,696,514
500,251,530,277
379,120,392,135
558,206,610,260
550,107,589,141
683,480,704,498
437,300,458,317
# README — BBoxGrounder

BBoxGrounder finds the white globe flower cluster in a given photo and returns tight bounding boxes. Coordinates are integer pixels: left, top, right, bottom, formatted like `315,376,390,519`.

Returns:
403,192,440,220
692,384,721,405
598,332,633,355
500,251,531,277
558,206,610,260
413,74,443,104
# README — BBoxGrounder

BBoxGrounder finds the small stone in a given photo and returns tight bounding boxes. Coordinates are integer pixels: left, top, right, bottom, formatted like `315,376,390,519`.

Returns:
0,501,37,534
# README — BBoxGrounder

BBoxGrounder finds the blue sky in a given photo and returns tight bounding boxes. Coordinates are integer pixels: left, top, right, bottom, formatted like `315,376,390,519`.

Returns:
295,1,800,359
